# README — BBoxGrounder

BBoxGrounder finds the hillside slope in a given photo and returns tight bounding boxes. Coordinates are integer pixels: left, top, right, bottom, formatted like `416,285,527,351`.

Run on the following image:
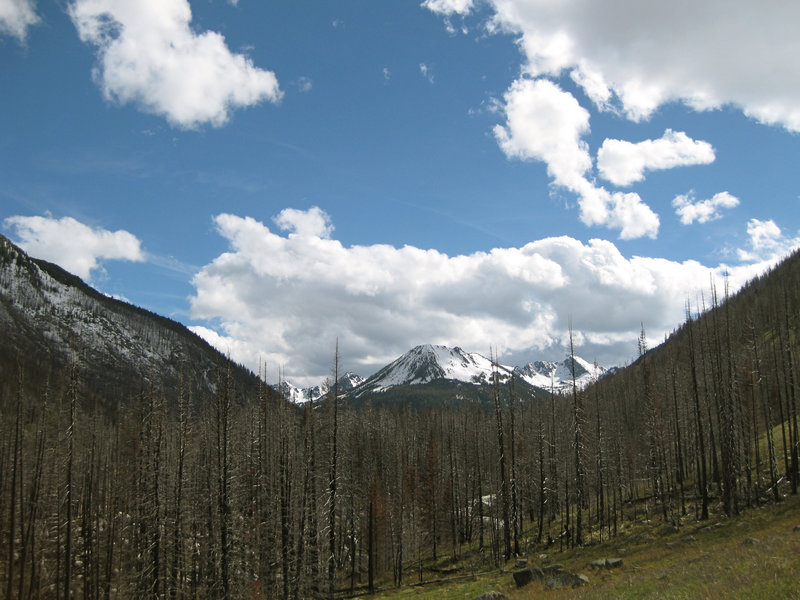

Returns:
0,234,260,403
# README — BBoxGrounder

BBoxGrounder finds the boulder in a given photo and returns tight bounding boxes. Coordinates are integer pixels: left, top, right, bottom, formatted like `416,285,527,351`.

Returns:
545,572,589,589
590,558,623,569
542,563,564,573
515,558,528,568
474,592,507,600
513,566,544,587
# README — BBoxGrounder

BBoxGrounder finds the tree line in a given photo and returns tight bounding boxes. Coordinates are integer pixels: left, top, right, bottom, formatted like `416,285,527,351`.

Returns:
1,251,799,599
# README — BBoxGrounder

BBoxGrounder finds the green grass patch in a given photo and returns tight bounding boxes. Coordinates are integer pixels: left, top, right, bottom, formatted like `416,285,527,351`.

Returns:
372,492,800,600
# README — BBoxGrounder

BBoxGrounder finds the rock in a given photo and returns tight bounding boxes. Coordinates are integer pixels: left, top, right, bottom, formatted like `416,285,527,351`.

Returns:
683,535,697,542
474,592,506,600
545,572,589,589
512,566,544,587
742,537,760,546
515,558,528,568
542,563,563,573
590,558,623,569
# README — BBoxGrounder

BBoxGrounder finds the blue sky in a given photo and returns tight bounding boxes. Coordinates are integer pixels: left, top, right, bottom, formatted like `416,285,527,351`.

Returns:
2,0,799,385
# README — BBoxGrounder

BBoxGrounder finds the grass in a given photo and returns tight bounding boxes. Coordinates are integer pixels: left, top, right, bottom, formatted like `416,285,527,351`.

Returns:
371,491,800,600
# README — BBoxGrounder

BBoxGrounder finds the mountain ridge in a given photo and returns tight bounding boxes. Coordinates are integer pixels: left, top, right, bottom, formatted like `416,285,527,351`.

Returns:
0,234,262,403
278,343,607,403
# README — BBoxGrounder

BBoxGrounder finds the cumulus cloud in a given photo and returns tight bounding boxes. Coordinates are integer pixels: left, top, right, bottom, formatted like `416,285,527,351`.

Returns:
598,130,716,187
188,209,778,386
737,218,800,262
427,0,800,131
273,206,334,238
3,214,145,281
673,191,739,225
69,0,282,128
494,78,591,189
0,0,38,41
493,78,659,239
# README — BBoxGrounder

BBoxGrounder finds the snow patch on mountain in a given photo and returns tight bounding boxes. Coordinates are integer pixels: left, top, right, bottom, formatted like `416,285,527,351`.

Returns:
514,355,605,393
277,371,365,403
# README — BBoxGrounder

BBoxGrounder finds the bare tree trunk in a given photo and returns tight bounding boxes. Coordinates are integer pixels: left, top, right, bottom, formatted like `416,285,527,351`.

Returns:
328,342,340,600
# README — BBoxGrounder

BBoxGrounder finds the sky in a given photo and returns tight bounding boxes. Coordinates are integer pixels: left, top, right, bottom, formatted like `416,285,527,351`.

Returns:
2,0,800,386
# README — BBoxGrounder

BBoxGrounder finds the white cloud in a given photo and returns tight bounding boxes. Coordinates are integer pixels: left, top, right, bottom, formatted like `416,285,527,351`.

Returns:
598,130,716,187
737,218,800,262
421,0,473,16
493,78,659,239
494,78,591,190
188,209,777,386
419,62,435,84
673,191,739,225
273,206,333,238
437,0,800,131
0,0,38,41
69,0,282,129
3,215,145,281
296,76,312,93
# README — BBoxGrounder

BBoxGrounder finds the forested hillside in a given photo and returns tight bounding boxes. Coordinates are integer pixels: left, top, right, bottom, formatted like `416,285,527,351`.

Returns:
1,246,798,598
0,234,260,406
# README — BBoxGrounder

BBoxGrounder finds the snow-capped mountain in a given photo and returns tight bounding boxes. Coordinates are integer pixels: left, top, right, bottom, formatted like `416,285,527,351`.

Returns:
354,344,511,396
278,371,365,403
515,356,606,393
277,344,608,403
330,344,606,401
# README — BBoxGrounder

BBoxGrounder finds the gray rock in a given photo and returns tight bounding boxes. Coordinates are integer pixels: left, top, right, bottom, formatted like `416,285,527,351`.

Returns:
742,537,760,546
514,558,528,568
512,566,544,587
590,557,623,569
542,563,564,573
474,592,506,600
545,572,589,589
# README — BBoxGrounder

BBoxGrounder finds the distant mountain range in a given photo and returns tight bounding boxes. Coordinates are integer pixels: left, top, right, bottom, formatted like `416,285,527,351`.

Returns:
278,344,606,404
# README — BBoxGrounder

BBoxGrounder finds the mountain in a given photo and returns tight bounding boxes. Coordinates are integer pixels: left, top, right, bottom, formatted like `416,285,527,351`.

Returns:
333,344,605,405
0,234,262,404
514,355,606,392
278,371,365,403
352,344,508,396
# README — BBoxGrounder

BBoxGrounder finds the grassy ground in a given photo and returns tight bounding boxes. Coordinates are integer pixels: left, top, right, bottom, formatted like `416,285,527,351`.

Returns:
371,491,800,600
